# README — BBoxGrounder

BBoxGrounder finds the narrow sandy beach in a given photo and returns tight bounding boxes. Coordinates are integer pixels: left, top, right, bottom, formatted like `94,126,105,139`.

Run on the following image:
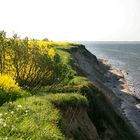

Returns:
100,59,140,136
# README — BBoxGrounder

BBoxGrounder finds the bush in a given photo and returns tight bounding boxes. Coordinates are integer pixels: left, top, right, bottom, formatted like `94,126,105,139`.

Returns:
0,75,29,105
0,75,20,92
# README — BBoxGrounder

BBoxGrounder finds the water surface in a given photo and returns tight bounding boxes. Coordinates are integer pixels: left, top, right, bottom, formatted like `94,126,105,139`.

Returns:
83,42,140,98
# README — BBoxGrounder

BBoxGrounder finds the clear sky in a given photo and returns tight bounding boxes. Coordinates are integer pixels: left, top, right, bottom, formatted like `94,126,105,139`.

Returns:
0,0,140,41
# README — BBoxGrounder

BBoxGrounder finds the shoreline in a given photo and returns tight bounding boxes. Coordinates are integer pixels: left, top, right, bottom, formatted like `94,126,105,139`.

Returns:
100,58,140,108
99,58,140,136
100,58,140,99
100,59,134,95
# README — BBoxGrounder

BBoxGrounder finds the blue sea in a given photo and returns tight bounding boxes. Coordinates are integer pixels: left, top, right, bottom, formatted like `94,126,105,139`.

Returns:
83,42,140,98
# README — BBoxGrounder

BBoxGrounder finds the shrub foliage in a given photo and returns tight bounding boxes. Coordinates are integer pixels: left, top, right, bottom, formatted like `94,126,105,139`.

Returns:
0,74,29,105
0,31,73,88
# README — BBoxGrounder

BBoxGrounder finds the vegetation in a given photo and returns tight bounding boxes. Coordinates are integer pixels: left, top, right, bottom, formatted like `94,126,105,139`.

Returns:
46,93,88,109
0,31,73,90
0,30,137,139
51,42,134,139
0,30,88,139
0,96,65,139
0,93,87,139
0,74,30,106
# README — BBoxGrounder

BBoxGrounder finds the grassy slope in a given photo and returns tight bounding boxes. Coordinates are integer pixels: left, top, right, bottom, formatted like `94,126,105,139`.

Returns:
0,93,87,139
0,43,89,140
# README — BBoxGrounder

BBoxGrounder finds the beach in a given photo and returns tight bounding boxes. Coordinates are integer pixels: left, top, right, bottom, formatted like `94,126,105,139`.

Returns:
100,59,140,136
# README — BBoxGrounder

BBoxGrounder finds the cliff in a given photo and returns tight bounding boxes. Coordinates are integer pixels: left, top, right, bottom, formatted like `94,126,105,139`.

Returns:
62,107,99,140
56,44,139,139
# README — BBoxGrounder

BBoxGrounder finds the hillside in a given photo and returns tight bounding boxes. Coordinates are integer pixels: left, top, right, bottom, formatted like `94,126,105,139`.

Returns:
0,31,139,140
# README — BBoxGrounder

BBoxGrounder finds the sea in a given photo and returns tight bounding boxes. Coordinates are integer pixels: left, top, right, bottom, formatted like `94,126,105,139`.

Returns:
81,42,140,99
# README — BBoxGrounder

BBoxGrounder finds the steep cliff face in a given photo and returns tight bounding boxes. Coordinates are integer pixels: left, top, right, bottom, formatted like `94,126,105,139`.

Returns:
65,44,139,139
68,45,121,109
62,107,99,140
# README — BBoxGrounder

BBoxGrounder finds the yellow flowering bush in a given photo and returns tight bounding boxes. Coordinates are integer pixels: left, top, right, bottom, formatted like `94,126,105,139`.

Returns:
48,48,55,57
0,75,20,93
28,40,71,58
0,30,73,88
28,40,71,48
0,75,30,106
28,40,55,58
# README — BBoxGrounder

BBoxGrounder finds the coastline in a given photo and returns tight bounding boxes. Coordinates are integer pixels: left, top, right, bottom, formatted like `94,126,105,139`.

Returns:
99,59,140,135
100,59,134,96
69,44,140,138
100,58,140,103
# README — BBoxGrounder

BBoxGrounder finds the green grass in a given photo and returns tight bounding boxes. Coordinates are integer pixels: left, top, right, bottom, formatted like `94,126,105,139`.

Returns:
53,44,76,50
39,78,94,97
54,44,74,64
54,44,77,76
0,97,64,140
68,76,89,86
0,96,65,140
0,89,30,106
0,93,88,139
47,93,88,109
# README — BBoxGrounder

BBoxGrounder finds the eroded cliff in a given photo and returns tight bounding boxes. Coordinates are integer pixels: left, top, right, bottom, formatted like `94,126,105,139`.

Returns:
62,44,139,139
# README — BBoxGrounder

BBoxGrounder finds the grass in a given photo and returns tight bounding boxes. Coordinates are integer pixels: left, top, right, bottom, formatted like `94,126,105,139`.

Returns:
54,44,77,77
68,76,89,86
0,96,65,139
0,93,88,139
53,44,76,50
46,93,88,109
56,49,71,64
39,74,137,140
38,76,91,94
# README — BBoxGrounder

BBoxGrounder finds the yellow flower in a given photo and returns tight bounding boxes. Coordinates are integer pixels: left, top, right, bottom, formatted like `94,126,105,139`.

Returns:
0,74,20,93
48,48,55,57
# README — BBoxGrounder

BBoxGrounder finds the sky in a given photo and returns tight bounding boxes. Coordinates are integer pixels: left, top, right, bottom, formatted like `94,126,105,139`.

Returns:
0,0,140,41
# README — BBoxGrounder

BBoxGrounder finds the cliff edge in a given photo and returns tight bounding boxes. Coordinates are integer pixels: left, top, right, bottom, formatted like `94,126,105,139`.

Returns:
62,107,99,140
54,44,139,139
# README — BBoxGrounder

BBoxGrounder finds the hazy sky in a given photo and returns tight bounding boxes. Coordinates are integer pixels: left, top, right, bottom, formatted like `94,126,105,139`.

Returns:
0,0,140,41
